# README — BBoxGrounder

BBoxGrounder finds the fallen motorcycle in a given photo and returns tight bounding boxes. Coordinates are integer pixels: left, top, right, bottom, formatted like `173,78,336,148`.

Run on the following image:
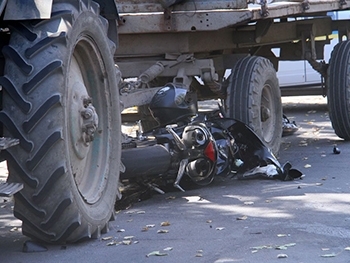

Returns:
120,84,303,195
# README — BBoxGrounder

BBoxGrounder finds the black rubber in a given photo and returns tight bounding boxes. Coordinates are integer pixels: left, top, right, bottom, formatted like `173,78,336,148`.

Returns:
226,56,282,154
327,40,350,140
2,0,121,243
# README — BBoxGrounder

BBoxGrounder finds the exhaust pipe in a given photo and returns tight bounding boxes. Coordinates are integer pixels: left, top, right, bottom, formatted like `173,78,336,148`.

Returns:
121,145,171,179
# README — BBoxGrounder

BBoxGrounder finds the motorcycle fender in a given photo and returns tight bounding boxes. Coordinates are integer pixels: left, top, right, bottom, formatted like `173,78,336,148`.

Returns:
3,0,53,20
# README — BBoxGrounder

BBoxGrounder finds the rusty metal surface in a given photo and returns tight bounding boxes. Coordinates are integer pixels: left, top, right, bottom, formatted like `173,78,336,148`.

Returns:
117,0,247,13
117,0,350,34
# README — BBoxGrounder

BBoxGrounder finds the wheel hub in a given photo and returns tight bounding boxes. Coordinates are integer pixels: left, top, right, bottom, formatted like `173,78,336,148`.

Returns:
81,97,99,145
261,105,271,122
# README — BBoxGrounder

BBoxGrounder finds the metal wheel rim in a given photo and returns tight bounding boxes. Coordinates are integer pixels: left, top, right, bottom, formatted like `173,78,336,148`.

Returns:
261,84,275,144
67,36,109,205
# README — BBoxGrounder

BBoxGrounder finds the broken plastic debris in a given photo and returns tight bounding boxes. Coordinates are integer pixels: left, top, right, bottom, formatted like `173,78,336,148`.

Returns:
304,164,312,168
242,164,279,179
216,227,225,231
163,247,173,251
333,146,341,154
277,254,288,258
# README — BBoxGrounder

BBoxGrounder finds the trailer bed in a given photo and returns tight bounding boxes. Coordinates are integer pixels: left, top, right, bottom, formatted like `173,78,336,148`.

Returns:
116,0,349,34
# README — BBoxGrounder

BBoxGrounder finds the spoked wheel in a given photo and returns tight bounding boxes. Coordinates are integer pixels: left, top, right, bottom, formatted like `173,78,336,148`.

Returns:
1,0,121,243
327,40,350,140
225,56,282,154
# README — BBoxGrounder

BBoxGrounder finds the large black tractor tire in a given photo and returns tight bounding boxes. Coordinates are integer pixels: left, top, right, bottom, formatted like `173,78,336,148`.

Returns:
327,40,350,140
226,56,282,154
1,0,121,243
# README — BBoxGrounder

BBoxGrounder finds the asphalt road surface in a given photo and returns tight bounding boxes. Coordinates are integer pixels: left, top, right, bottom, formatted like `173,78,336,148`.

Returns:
2,96,350,263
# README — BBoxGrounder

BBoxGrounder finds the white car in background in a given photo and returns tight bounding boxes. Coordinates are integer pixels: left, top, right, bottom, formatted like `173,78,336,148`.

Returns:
277,11,350,95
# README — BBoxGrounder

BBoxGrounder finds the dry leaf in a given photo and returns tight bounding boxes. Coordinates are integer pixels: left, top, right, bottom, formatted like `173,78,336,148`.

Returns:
122,240,132,245
277,235,287,240
160,221,171,227
102,236,113,241
146,224,156,228
237,215,248,220
157,229,169,234
106,240,119,246
125,211,134,214
9,227,18,232
141,227,149,232
166,196,176,200
195,253,203,257
283,243,296,247
251,245,273,250
206,220,212,223
124,236,134,240
321,253,337,258
146,251,168,257
276,243,296,250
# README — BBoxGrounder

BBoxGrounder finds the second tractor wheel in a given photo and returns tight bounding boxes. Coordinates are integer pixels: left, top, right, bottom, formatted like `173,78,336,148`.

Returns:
226,56,282,154
327,40,350,140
